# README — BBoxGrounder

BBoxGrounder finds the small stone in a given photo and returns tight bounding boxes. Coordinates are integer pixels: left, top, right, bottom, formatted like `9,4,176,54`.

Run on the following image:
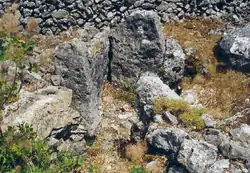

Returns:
153,114,164,123
51,75,61,86
118,112,133,119
52,9,69,19
162,111,178,124
120,104,131,112
201,114,216,128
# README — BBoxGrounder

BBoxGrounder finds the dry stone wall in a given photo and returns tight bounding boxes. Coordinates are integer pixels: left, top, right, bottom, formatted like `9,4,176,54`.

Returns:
0,0,13,15
2,0,250,34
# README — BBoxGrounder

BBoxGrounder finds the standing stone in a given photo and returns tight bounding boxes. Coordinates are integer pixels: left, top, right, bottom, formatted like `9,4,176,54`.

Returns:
54,28,109,137
111,10,165,83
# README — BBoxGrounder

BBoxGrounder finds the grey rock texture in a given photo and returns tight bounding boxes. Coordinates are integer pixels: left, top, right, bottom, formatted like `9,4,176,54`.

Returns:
111,10,165,83
147,125,189,158
219,124,250,160
0,0,12,15
217,23,250,72
16,0,250,34
177,139,218,173
203,128,228,147
2,86,79,139
54,27,109,137
206,159,230,173
136,72,181,106
162,37,185,86
201,114,217,128
136,72,180,122
147,125,221,173
167,165,189,173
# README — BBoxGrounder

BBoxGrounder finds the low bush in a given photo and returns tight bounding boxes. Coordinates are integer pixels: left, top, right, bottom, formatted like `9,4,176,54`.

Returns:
0,123,84,173
179,108,205,130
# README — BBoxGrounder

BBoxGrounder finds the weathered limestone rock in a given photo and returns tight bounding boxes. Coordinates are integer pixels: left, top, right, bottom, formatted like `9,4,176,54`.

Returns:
147,125,188,158
177,139,218,173
2,86,79,139
111,10,165,82
54,28,109,137
217,23,250,72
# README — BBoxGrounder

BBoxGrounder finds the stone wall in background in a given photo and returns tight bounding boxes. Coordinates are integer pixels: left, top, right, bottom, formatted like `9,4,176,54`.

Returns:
14,0,250,34
0,0,13,15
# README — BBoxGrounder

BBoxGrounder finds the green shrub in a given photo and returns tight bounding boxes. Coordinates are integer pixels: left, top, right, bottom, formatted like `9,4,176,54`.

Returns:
180,108,205,130
130,167,151,173
153,97,189,115
0,32,34,109
0,123,84,173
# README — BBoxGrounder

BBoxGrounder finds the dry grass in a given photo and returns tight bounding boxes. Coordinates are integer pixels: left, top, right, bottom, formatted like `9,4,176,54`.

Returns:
164,18,250,118
24,17,40,35
103,82,137,105
164,18,224,65
125,142,148,164
32,27,77,50
0,4,20,33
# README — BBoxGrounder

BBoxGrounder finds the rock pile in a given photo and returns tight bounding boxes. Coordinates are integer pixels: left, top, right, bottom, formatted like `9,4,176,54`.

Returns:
16,0,250,34
0,0,12,15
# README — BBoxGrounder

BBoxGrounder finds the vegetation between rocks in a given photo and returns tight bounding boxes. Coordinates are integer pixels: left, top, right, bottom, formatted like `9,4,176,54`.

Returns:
0,123,83,173
153,97,205,130
164,18,250,118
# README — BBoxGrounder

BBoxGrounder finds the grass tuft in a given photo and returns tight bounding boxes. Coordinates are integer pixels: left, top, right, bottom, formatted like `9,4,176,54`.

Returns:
164,18,250,118
153,97,189,115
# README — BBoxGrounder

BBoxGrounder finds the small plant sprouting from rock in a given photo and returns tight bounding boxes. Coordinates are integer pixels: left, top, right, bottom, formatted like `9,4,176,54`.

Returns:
0,31,34,109
153,97,205,130
130,167,151,173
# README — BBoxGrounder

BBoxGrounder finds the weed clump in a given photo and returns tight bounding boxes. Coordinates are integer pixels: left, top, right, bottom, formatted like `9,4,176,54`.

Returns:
0,123,84,172
179,108,205,130
103,82,137,105
125,142,147,164
153,97,205,130
130,167,150,173
153,97,189,115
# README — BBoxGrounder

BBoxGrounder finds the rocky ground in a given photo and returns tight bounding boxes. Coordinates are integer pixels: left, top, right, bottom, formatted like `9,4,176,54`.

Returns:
0,2,250,173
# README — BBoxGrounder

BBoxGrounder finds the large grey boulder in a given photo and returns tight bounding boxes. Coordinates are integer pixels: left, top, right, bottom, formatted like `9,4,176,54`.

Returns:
111,10,165,82
111,10,184,85
217,23,250,72
147,125,189,159
177,139,218,173
54,28,109,137
2,86,79,139
136,72,180,122
219,124,250,160
136,72,181,106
